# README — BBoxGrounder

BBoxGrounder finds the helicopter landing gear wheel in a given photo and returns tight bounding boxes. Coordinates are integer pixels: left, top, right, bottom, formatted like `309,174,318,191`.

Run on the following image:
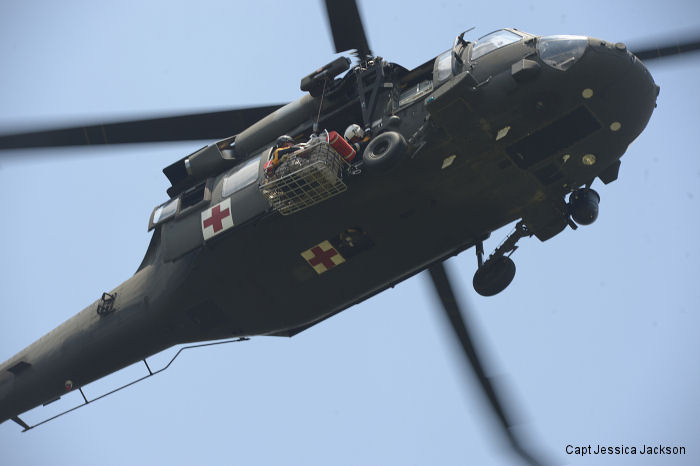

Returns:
473,256,516,297
362,131,407,173
472,221,532,296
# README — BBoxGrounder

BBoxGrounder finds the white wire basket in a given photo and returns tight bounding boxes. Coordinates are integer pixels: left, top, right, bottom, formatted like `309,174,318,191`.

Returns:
259,141,348,215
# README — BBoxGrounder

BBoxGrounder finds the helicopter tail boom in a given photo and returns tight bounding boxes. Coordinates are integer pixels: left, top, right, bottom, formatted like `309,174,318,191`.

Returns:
0,265,172,427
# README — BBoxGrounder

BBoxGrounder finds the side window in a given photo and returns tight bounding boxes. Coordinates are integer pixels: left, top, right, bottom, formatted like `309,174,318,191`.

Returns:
398,80,434,108
149,197,179,230
148,180,211,230
222,157,260,198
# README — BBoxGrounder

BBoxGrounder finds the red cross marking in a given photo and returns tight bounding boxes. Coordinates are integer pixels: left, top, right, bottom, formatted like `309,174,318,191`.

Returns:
308,246,339,269
203,205,231,233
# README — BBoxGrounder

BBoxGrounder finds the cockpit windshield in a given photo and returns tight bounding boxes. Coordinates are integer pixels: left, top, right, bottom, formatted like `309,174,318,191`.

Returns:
470,29,522,60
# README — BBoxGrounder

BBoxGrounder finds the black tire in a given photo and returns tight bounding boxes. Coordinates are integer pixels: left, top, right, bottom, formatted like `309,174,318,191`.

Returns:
472,256,516,297
362,131,407,173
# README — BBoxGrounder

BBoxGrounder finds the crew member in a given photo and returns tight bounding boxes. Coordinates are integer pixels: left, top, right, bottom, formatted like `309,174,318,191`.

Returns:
265,135,301,176
344,124,370,154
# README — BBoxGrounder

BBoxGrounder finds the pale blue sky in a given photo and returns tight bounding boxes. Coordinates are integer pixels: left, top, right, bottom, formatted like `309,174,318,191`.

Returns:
1,1,699,465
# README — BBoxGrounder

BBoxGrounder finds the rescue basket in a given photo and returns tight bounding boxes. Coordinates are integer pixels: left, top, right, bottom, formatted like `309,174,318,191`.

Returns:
259,140,348,215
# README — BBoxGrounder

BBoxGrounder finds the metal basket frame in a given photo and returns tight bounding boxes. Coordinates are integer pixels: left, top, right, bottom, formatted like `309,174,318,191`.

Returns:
260,141,348,215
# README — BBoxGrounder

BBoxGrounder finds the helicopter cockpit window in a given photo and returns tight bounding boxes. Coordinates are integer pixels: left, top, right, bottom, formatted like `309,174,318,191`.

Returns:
222,156,260,198
435,50,453,83
149,197,179,230
537,35,589,71
470,29,522,60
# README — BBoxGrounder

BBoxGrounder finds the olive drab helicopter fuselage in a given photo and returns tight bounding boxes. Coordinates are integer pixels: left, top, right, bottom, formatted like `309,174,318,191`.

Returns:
0,25,658,435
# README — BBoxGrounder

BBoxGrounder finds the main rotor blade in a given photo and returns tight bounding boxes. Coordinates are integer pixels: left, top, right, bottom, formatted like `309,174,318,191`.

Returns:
0,104,284,151
323,0,372,58
630,34,700,62
427,262,544,466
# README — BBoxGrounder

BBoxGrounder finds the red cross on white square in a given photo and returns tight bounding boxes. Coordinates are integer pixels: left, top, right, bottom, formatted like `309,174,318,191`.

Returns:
201,198,234,240
301,240,345,274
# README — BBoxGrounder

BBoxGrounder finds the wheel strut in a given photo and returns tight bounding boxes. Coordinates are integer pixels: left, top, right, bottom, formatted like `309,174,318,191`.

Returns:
475,240,485,268
488,220,532,262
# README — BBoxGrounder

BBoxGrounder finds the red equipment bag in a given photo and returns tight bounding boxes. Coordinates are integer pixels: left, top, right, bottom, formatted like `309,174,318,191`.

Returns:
327,130,356,162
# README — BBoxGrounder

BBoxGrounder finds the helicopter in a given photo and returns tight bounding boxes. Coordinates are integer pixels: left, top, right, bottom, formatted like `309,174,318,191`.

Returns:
1,0,700,466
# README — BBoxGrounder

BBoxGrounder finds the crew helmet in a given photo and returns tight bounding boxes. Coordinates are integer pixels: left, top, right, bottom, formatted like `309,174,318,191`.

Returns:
344,124,364,143
275,135,294,147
